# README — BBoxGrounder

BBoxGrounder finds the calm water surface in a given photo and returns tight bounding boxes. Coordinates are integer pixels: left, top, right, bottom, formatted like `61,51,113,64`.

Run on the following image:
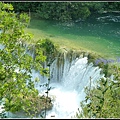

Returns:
30,12,120,59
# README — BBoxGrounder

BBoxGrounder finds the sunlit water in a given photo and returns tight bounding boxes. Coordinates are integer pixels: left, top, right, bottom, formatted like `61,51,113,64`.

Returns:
29,12,120,59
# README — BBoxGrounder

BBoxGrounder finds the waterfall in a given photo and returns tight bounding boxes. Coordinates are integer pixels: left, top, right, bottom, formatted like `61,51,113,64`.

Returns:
29,51,104,118
0,50,105,118
43,56,104,118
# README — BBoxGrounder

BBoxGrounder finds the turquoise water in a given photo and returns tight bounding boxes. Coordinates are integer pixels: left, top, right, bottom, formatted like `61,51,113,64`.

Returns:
30,12,120,59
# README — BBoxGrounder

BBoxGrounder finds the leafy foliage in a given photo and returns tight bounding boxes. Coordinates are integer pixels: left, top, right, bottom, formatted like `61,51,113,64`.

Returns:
76,65,120,118
1,2,120,118
7,2,120,22
0,2,52,118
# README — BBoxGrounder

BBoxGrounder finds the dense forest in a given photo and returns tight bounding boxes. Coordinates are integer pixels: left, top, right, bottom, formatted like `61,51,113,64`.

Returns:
5,2,120,22
0,2,120,118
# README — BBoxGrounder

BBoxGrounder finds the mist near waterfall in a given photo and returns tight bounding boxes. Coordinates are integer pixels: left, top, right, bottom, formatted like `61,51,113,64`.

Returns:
0,41,105,118
32,56,104,118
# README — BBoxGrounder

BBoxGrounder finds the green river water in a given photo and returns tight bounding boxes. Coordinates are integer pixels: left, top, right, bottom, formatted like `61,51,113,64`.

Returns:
28,12,120,60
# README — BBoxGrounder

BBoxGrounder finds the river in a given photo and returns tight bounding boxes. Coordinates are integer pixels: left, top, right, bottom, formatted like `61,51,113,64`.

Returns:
27,12,120,59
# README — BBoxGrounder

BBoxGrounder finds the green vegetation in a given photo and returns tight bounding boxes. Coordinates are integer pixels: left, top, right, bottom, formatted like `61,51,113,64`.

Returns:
8,2,120,22
75,65,120,118
0,2,53,118
0,2,120,119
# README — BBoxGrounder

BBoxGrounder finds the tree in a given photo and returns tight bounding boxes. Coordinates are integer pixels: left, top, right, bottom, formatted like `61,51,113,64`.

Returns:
7,2,120,22
0,2,52,118
76,65,120,118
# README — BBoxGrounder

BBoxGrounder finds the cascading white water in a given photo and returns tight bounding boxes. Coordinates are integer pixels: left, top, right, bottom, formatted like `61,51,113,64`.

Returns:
0,47,104,118
31,55,104,119
42,57,104,118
